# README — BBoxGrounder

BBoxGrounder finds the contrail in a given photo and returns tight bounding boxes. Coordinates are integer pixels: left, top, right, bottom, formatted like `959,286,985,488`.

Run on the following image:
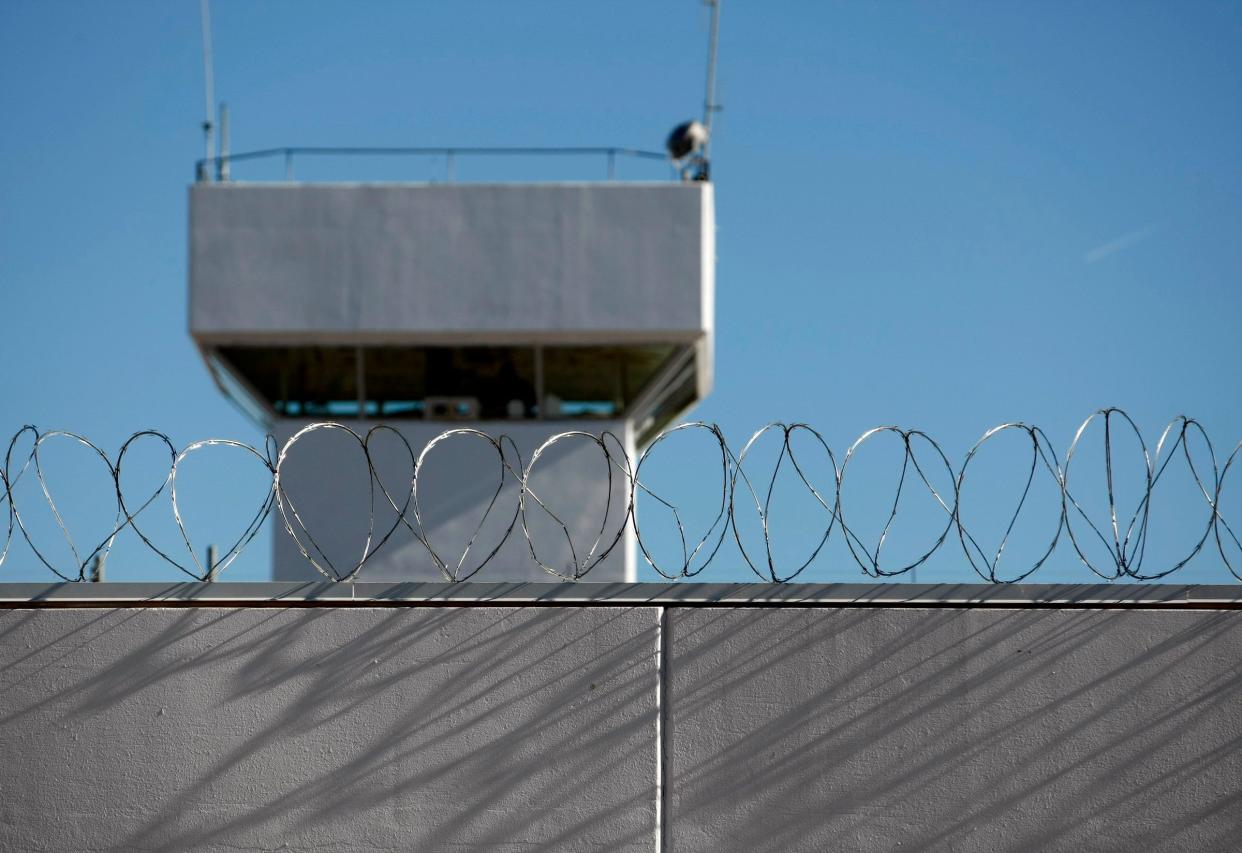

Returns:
1085,224,1159,263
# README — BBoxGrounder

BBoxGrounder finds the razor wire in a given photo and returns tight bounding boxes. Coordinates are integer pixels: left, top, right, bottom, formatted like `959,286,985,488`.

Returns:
1,408,1239,583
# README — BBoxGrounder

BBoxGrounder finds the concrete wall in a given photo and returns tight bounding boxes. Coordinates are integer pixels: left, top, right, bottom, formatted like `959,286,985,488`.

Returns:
664,607,1242,852
271,419,635,582
190,183,713,343
2,595,1239,851
0,606,658,852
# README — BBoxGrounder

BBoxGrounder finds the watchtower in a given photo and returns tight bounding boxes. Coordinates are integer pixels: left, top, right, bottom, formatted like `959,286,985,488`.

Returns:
188,151,715,580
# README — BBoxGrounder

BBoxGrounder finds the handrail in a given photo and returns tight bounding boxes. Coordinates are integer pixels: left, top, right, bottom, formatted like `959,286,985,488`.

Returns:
194,145,672,182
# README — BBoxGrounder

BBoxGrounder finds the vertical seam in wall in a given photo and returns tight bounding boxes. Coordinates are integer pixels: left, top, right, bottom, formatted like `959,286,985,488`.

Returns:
655,605,671,853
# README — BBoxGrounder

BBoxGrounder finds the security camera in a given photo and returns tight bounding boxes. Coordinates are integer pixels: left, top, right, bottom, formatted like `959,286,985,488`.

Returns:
666,120,709,161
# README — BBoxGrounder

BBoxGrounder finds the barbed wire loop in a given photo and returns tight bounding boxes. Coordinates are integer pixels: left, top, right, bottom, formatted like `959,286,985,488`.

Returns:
729,423,838,583
631,422,733,579
838,426,958,578
6,427,124,581
520,430,631,580
275,422,408,582
1134,416,1220,580
1062,409,1151,580
955,423,1064,583
412,428,523,582
170,438,277,580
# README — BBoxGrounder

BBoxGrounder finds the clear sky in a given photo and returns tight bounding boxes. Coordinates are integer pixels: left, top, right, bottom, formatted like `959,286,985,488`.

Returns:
2,1,1240,584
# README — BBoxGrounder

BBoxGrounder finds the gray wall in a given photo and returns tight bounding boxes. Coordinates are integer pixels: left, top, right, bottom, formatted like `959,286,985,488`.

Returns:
2,601,1239,851
190,183,713,343
665,607,1242,852
0,606,659,852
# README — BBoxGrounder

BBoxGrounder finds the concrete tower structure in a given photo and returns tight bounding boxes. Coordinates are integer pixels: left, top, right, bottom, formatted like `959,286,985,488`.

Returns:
189,173,715,580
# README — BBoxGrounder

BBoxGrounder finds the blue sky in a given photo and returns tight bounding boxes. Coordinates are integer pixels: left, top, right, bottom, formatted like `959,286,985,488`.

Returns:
2,1,1240,584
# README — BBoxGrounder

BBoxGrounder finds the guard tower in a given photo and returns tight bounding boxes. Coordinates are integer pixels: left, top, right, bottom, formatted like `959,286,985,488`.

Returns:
188,153,715,581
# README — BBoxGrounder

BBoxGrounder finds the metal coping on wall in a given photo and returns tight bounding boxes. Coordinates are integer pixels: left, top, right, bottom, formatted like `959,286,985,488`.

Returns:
2,582,1241,610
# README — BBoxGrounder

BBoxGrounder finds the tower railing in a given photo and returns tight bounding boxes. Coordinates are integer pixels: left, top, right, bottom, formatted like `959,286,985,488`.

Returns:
194,146,674,183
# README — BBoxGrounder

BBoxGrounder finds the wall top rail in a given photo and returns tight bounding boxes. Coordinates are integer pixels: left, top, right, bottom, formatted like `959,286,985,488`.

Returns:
2,581,1241,609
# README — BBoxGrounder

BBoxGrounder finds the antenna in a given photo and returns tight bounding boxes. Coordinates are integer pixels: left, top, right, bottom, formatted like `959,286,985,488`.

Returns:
665,1,721,180
701,0,721,160
199,0,216,177
218,102,230,181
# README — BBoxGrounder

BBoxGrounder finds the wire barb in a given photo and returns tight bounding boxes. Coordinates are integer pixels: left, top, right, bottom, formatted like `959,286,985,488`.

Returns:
1,409,1238,583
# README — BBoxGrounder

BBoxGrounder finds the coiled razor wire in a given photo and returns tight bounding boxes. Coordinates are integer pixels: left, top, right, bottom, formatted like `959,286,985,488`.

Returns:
1,408,1239,583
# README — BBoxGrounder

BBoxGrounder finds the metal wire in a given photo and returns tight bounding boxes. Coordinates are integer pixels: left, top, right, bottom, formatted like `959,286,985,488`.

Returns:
1,409,1239,583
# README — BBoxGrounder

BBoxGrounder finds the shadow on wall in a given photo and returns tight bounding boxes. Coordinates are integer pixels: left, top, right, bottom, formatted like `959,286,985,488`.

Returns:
666,607,1242,853
2,603,1240,852
0,607,659,852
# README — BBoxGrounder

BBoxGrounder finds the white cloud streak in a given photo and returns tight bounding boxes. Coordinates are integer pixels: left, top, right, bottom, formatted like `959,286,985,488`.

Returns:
1084,224,1159,263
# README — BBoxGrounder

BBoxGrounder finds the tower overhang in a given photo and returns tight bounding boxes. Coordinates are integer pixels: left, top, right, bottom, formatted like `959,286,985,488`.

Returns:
189,182,714,442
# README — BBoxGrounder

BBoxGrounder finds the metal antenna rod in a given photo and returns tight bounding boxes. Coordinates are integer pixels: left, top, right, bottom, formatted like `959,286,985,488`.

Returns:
218,102,230,181
701,0,722,159
199,0,216,178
